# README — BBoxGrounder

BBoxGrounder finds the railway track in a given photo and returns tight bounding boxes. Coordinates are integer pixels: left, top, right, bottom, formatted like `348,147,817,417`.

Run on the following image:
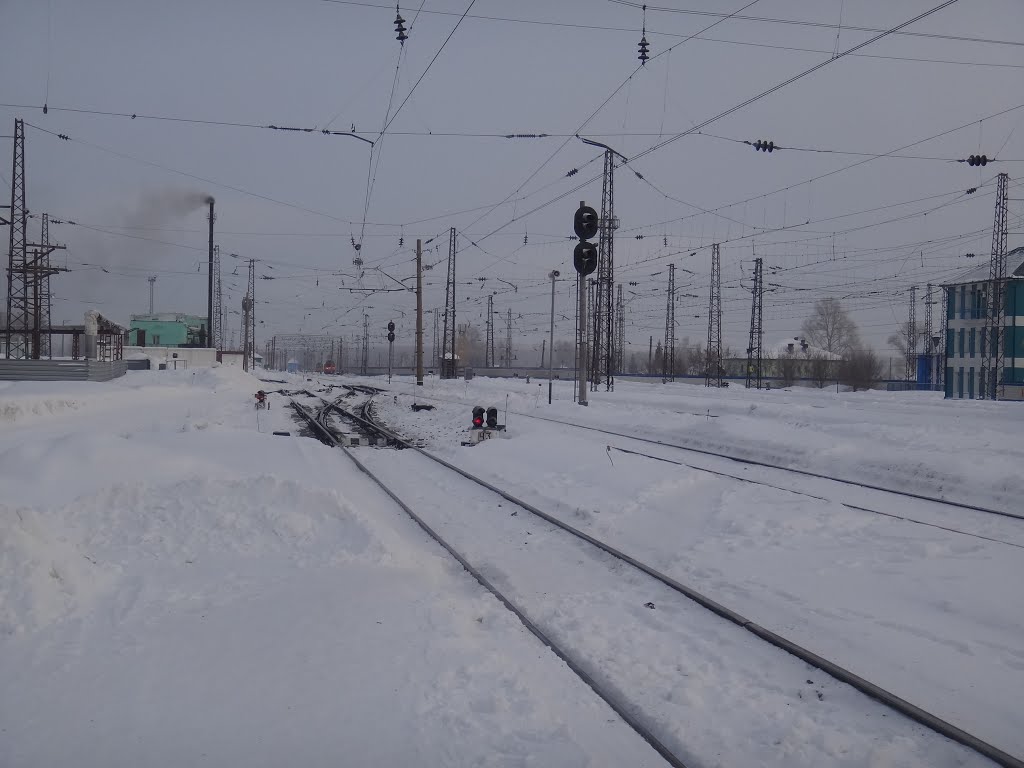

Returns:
290,391,1022,768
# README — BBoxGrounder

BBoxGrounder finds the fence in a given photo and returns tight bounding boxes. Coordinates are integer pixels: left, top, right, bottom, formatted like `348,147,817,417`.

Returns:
0,359,127,382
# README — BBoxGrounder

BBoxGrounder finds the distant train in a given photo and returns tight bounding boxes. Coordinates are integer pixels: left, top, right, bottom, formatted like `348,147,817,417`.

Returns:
322,360,336,375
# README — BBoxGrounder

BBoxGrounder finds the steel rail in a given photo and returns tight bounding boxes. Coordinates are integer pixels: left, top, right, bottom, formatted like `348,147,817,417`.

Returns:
351,395,1024,768
288,397,688,767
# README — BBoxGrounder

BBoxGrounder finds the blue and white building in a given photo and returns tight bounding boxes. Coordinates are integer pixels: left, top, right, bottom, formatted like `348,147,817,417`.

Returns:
942,246,1024,400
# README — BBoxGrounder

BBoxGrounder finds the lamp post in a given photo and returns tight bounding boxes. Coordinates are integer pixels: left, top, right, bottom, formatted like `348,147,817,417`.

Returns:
548,270,559,404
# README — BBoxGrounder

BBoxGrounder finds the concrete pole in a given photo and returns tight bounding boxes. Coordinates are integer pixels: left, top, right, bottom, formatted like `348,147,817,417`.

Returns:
416,239,424,386
577,275,588,406
548,269,559,405
207,198,215,347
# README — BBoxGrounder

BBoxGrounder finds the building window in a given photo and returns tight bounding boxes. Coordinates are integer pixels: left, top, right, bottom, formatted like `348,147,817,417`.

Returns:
960,286,966,319
153,335,160,345
957,367,964,398
969,327,976,358
968,367,975,398
980,368,987,397
981,327,987,357
944,368,953,398
958,328,965,357
946,328,954,357
947,288,955,320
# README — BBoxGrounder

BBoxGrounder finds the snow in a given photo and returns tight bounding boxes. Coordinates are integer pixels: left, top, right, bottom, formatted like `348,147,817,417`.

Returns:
1,367,1020,766
0,369,664,766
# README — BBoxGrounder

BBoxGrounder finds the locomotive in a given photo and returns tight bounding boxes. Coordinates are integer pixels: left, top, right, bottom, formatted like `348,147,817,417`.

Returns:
322,360,336,375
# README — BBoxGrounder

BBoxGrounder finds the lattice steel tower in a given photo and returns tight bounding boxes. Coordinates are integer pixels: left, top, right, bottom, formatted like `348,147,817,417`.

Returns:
441,227,457,378
663,264,675,382
982,172,1009,400
924,283,933,389
504,308,513,368
614,284,624,375
591,149,619,391
906,285,916,382
705,244,723,387
485,293,494,367
5,119,28,359
211,245,222,349
746,257,764,389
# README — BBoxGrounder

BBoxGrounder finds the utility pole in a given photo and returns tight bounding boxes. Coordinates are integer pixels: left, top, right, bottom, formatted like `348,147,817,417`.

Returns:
504,308,513,369
579,139,624,392
907,285,917,383
577,274,589,405
663,264,675,382
361,313,369,375
615,283,625,376
924,283,934,390
416,238,424,385
548,269,559,404
432,309,439,370
211,244,222,348
541,339,546,367
939,286,949,393
982,172,1009,400
648,335,653,374
387,321,395,384
441,227,457,378
241,258,255,371
746,257,764,389
207,197,215,348
485,293,495,367
705,243,723,387
148,276,157,314
5,118,28,359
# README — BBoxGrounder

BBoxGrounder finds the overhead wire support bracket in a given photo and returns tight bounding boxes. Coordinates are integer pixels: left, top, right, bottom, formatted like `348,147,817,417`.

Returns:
578,135,629,162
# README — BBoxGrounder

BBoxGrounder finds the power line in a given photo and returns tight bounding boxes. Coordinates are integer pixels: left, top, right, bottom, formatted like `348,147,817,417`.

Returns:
607,0,1024,48
320,0,1024,66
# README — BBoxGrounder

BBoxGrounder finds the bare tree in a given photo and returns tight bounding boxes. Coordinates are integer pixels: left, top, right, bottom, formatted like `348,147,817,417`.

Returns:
807,351,832,388
801,298,860,357
840,347,883,391
778,349,800,387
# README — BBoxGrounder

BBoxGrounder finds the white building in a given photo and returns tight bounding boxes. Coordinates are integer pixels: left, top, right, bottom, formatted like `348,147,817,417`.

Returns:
942,246,1024,400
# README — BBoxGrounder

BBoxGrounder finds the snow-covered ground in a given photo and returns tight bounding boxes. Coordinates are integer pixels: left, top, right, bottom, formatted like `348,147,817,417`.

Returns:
0,369,665,766
1,368,1020,766
364,373,1024,759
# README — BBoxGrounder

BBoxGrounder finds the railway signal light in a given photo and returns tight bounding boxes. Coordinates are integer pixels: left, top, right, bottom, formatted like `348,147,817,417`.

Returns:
573,203,599,240
472,406,485,428
387,321,395,332
486,407,498,429
753,139,775,153
966,154,988,167
574,241,598,276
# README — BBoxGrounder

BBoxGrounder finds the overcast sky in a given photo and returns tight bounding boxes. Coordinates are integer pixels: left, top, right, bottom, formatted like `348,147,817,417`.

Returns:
2,0,1023,364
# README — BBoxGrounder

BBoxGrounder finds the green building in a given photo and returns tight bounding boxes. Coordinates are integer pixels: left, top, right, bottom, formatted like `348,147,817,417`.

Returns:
128,313,209,347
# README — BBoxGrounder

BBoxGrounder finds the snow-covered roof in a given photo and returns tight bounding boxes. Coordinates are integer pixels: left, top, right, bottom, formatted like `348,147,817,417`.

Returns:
942,246,1024,286
768,337,843,360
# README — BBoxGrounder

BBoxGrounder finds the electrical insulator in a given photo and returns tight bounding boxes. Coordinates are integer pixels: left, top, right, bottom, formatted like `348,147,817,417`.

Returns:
967,154,988,167
638,35,650,65
635,234,644,240
965,187,978,194
628,281,638,286
753,140,775,153
394,6,408,44
566,168,579,177
663,236,668,246
399,236,404,246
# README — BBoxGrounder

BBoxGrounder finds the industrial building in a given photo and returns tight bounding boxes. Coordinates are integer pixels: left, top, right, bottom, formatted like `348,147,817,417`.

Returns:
942,246,1024,400
127,313,209,348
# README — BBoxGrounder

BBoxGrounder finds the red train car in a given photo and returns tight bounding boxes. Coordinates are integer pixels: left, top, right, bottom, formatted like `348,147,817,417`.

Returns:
323,360,336,375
